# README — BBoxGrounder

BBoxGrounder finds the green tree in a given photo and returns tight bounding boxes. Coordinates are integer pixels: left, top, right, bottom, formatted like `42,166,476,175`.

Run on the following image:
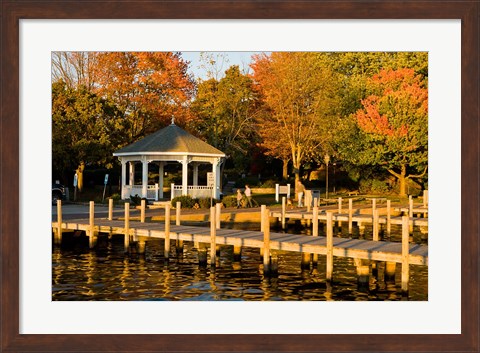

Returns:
190,65,259,174
52,80,127,188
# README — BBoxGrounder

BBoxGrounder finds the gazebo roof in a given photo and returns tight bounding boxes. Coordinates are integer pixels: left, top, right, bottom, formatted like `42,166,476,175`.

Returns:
113,123,225,157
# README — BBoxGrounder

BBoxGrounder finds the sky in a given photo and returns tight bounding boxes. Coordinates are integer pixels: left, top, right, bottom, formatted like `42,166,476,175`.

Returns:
179,51,266,81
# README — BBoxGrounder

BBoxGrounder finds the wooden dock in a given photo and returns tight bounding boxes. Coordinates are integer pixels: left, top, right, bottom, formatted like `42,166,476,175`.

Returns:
270,195,428,239
52,200,428,292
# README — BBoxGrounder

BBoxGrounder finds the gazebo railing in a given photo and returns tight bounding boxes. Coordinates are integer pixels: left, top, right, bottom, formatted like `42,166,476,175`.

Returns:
171,184,214,200
123,184,159,201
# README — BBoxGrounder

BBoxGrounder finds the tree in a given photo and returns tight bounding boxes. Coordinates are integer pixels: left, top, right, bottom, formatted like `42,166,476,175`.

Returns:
251,52,338,186
52,80,127,189
52,52,98,91
92,52,195,140
350,68,428,196
190,65,259,174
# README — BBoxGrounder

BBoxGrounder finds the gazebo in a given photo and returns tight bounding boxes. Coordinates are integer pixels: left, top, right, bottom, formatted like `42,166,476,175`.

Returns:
113,121,225,201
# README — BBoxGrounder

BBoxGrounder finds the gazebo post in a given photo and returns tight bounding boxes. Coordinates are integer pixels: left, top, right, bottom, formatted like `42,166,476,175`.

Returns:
212,158,222,199
158,162,164,199
193,163,199,186
181,157,188,196
129,161,135,188
141,157,148,199
120,159,127,199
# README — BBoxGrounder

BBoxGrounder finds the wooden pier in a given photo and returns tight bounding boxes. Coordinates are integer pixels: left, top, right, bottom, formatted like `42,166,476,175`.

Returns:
271,195,428,239
52,200,428,293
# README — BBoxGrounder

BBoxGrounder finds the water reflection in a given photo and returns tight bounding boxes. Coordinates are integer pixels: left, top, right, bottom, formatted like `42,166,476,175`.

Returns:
52,223,428,301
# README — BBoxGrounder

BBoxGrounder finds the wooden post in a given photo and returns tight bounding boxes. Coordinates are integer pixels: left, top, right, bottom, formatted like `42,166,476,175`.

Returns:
373,209,380,241
386,200,391,236
312,205,319,237
140,199,146,223
337,197,343,229
108,198,113,221
124,203,130,253
326,211,334,282
263,207,271,273
385,261,396,283
281,196,286,229
176,201,181,226
423,190,428,207
233,245,242,261
401,215,410,294
89,201,95,249
164,203,171,259
210,207,216,266
260,205,266,232
137,240,146,254
55,200,63,245
409,195,414,233
215,202,221,229
348,198,353,235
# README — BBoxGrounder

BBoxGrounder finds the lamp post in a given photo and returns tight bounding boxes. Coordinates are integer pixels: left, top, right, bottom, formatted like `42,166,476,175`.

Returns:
324,154,330,200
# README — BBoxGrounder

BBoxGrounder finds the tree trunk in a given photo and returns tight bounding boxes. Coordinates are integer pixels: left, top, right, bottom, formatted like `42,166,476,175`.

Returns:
388,164,408,197
282,158,289,180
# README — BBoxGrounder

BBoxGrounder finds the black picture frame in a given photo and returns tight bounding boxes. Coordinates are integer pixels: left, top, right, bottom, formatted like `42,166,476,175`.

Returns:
1,1,478,352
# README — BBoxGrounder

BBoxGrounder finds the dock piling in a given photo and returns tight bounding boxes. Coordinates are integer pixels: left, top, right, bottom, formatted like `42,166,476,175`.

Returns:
164,203,171,259
263,207,271,273
215,202,221,229
386,200,391,236
210,206,217,266
401,216,410,294
55,200,63,245
326,211,334,282
89,201,96,249
348,198,353,235
124,203,130,253
140,199,146,223
108,198,113,221
281,197,286,229
176,201,181,226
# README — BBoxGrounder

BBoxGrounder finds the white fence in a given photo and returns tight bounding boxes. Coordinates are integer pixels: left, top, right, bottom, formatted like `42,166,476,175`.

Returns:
171,184,214,200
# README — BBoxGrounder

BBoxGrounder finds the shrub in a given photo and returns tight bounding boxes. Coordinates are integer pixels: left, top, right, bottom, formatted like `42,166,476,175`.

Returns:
129,194,142,206
110,193,121,202
260,179,277,188
359,179,390,194
222,195,238,208
172,195,196,208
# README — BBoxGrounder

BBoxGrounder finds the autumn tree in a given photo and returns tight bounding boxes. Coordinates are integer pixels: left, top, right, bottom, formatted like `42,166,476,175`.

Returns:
347,68,428,196
52,80,127,189
92,52,195,140
251,52,338,186
190,65,259,174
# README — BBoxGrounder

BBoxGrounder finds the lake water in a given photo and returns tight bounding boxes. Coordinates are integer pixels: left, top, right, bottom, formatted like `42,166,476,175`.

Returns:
52,223,428,301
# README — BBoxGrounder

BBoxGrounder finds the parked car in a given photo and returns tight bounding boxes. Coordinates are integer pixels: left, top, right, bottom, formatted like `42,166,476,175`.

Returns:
52,183,66,205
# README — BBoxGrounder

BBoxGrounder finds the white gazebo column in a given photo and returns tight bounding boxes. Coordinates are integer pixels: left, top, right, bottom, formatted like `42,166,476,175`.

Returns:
141,157,148,199
158,162,165,199
120,159,127,199
193,163,199,186
181,157,189,196
129,161,135,186
212,158,222,199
